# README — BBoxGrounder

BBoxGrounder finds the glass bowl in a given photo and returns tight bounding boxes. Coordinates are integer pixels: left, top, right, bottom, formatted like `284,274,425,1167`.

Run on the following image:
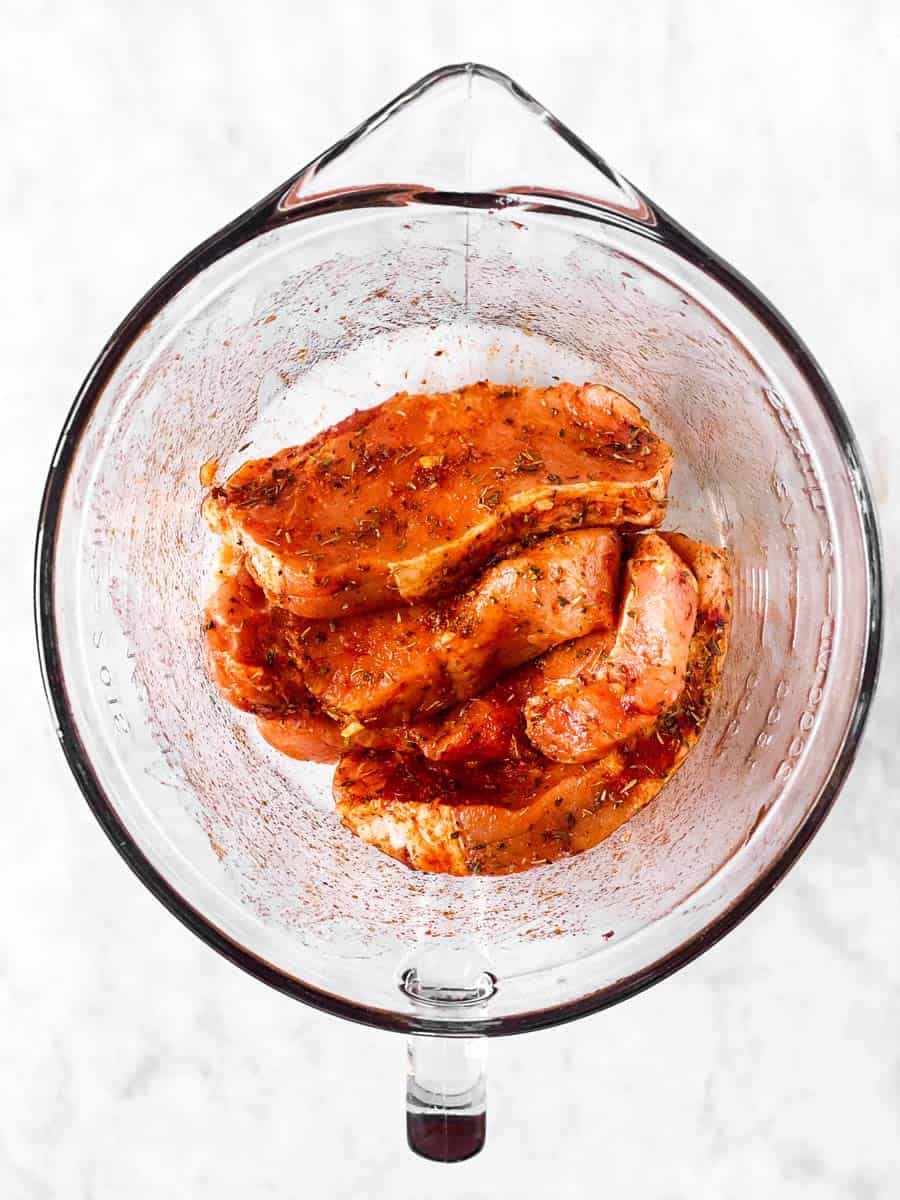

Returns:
35,64,882,1160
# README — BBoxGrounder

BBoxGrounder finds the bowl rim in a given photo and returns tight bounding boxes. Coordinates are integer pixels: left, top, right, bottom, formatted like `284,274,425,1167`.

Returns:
34,63,883,1037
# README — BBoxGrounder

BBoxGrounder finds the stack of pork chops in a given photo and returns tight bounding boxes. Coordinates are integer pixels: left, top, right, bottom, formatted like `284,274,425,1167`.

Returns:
203,381,731,876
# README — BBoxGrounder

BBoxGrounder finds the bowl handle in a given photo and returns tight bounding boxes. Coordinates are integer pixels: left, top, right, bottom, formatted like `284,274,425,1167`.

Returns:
406,1035,487,1162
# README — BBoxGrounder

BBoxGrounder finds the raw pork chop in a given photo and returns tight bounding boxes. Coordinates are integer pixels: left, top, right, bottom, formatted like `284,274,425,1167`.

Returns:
333,537,730,875
299,529,622,726
204,530,622,728
204,381,671,618
524,532,698,762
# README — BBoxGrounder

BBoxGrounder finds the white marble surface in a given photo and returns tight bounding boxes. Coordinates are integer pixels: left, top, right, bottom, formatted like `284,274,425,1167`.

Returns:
3,1,899,1196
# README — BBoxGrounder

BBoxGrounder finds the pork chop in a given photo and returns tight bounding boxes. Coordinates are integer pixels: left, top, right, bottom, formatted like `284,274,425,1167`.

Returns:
204,381,672,618
333,535,731,875
524,532,698,762
259,628,615,766
203,552,309,714
299,529,622,726
206,528,621,726
372,629,618,764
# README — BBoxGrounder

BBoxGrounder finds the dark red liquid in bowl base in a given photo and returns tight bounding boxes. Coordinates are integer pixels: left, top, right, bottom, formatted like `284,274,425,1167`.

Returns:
407,1112,487,1162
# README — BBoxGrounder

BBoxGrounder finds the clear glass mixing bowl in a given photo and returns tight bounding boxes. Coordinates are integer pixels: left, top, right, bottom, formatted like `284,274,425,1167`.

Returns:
36,65,882,1160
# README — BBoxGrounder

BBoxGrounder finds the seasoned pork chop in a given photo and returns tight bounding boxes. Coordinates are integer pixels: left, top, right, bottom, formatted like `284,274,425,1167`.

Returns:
525,532,698,762
259,628,616,766
204,381,671,618
204,554,344,761
252,534,689,765
300,529,622,726
206,528,620,725
374,629,618,763
204,553,309,714
333,536,731,875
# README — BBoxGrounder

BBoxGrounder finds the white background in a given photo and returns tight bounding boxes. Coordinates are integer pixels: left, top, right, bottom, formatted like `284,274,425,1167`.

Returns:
3,2,899,1196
